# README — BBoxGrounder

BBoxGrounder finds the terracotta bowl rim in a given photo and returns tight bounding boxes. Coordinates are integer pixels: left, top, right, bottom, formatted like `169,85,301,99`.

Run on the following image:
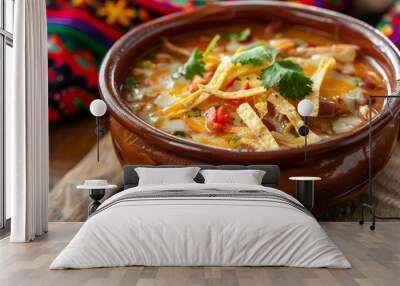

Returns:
99,1,400,160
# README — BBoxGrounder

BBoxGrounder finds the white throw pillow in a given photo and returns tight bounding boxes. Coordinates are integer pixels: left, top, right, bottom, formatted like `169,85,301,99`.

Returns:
135,167,200,186
200,169,266,185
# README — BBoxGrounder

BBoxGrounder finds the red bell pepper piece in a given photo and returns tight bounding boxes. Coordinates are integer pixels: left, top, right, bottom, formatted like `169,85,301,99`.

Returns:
205,106,230,133
215,105,231,125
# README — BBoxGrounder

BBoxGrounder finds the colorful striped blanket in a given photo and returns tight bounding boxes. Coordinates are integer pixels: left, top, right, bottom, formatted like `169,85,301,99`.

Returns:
47,0,399,123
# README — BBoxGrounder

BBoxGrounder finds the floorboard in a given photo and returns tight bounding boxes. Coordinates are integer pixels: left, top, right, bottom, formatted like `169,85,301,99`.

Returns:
0,222,399,286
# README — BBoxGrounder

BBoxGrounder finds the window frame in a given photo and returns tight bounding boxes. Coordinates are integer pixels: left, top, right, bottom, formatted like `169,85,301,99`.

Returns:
0,0,13,232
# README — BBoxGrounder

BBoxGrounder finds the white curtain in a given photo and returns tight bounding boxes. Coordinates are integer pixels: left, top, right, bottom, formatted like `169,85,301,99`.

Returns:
7,0,49,242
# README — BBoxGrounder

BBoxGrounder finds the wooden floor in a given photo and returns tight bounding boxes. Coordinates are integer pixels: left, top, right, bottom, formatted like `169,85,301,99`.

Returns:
0,222,399,286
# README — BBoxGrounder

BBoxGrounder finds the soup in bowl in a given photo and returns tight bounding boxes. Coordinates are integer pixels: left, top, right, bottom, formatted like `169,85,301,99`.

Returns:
120,24,387,151
100,2,400,214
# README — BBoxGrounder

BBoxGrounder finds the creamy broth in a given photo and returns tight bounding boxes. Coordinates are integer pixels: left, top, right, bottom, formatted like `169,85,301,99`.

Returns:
121,23,386,151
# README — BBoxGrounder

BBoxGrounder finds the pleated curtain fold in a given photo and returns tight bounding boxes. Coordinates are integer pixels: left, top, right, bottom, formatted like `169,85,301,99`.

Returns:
8,0,49,242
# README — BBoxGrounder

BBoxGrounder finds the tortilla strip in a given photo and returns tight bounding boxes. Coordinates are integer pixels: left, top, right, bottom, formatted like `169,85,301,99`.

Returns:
165,45,269,118
165,48,269,118
200,86,266,99
253,90,274,118
236,103,279,150
306,56,336,116
266,92,320,143
290,44,358,63
177,60,269,114
254,102,268,118
241,136,269,151
239,126,273,151
164,58,234,118
223,62,269,88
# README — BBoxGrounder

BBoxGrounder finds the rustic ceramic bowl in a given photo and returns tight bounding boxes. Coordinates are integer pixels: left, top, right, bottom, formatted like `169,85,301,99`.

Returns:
99,1,400,215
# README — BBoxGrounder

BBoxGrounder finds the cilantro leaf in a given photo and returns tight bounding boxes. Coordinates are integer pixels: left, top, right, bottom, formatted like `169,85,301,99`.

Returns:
173,35,220,81
173,131,186,137
293,39,305,46
188,108,202,118
261,60,301,88
184,49,205,80
233,146,242,151
279,72,312,100
227,28,251,42
147,51,156,60
123,76,138,90
260,61,288,88
261,60,313,100
276,60,303,72
227,135,242,144
232,45,278,66
183,48,205,80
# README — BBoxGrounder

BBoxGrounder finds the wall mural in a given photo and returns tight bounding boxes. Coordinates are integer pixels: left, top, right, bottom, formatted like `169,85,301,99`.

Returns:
47,0,400,222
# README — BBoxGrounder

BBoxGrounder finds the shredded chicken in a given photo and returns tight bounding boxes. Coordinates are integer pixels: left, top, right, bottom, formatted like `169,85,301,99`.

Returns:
162,38,191,57
269,38,296,51
155,53,174,63
289,44,359,63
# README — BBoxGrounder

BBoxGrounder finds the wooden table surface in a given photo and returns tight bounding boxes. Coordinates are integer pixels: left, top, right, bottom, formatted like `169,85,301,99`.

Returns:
50,117,96,189
49,116,109,189
1,222,399,286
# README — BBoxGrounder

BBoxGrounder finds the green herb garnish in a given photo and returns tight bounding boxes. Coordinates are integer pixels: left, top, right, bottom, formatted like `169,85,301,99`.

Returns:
293,39,305,46
226,28,251,42
172,50,204,80
173,131,186,137
141,60,153,69
188,108,202,118
233,145,242,152
245,42,268,50
148,51,156,60
203,34,221,58
183,49,205,80
261,60,313,100
227,135,242,144
232,45,278,66
173,35,220,81
172,67,184,80
123,76,138,90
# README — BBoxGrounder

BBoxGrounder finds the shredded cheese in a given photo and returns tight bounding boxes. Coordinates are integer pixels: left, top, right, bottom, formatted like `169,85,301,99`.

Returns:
307,56,336,116
183,116,206,133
